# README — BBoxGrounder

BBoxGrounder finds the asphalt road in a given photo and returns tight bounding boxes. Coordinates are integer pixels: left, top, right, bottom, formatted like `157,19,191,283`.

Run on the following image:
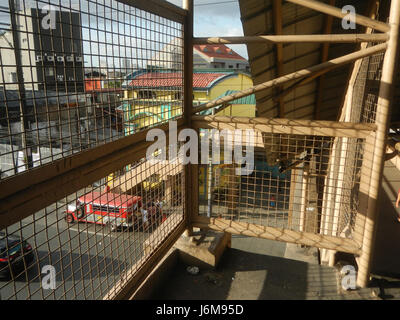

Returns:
0,201,153,300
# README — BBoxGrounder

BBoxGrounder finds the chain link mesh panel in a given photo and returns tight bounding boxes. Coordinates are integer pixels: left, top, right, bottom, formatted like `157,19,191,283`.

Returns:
198,129,366,243
0,157,184,299
0,0,183,180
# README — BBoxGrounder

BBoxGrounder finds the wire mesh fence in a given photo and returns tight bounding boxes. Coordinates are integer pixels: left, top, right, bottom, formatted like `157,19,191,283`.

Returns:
0,0,187,300
198,129,366,243
0,156,184,300
351,46,385,124
0,0,184,180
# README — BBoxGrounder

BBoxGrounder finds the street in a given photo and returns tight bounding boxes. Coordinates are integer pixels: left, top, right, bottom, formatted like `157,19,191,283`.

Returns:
0,201,154,300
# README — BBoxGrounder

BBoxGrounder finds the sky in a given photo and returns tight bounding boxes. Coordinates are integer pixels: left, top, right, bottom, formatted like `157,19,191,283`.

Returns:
0,0,248,66
166,0,248,59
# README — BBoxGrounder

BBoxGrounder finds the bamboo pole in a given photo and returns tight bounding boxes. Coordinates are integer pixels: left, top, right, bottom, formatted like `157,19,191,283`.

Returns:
192,115,377,131
192,115,377,138
356,0,400,288
285,0,390,33
193,34,388,44
192,43,387,115
192,216,362,255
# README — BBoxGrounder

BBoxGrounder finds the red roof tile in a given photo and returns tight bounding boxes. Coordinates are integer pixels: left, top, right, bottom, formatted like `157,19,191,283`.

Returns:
128,72,231,89
194,44,247,61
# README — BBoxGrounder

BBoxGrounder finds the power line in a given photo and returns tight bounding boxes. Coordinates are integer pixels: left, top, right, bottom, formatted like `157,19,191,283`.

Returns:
194,0,238,7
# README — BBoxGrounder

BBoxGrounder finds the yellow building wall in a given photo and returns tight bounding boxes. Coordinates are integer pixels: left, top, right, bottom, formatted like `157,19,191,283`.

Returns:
124,102,182,131
123,72,254,130
193,91,208,101
216,104,256,117
208,73,253,100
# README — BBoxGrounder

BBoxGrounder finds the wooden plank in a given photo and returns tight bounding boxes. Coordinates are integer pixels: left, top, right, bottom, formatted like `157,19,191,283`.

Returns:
192,216,362,255
109,162,184,192
0,122,186,230
286,0,390,33
0,119,183,201
192,115,377,138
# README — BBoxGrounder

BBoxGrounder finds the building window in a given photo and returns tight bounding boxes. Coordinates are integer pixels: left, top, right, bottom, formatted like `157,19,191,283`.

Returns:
138,90,156,99
9,72,17,83
174,92,183,100
229,65,233,68
45,67,54,77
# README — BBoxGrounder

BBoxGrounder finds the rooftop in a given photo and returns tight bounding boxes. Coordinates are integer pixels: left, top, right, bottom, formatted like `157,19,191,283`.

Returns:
194,44,247,61
127,70,242,90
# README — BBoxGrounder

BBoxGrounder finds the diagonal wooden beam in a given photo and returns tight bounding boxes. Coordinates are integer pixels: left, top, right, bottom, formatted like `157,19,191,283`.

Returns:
193,43,387,115
272,0,285,118
314,0,336,120
285,0,389,32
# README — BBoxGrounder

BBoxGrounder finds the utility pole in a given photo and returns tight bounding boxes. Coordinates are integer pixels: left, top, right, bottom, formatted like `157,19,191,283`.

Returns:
9,0,33,170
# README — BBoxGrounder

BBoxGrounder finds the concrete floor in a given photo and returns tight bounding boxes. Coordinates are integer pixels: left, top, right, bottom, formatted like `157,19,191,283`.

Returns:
155,233,400,300
154,161,400,300
372,161,400,278
155,235,343,300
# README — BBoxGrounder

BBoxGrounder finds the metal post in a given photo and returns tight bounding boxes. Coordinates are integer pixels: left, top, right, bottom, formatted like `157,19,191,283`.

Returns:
182,0,196,236
357,0,400,288
9,0,33,170
206,159,213,218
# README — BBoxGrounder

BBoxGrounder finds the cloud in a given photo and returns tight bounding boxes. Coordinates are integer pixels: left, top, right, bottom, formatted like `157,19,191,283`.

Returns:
166,1,249,60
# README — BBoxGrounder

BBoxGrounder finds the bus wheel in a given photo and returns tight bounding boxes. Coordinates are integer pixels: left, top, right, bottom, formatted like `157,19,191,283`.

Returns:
108,222,118,232
65,213,75,224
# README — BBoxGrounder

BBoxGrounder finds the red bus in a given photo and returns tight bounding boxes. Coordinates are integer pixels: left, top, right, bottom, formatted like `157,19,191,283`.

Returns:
64,191,142,232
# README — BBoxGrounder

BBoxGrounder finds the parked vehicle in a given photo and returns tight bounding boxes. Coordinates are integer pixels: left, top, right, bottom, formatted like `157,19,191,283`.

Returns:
64,191,142,232
0,232,35,279
141,200,165,231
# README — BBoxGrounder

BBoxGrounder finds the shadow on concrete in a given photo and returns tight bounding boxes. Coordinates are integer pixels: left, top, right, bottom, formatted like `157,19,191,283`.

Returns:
372,164,400,279
154,246,338,300
8,248,126,284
